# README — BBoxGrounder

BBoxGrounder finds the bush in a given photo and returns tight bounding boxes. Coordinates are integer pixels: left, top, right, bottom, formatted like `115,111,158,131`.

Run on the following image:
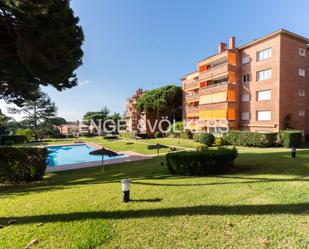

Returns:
183,129,193,139
199,133,215,146
193,133,215,146
0,147,48,183
167,121,184,138
135,133,148,139
0,135,26,145
103,135,119,140
155,132,163,138
215,137,228,146
166,147,238,176
224,131,278,147
193,133,200,142
279,130,302,148
15,128,35,142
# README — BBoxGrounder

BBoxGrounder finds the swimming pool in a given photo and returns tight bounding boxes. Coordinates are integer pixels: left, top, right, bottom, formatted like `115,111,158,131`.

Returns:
47,144,127,167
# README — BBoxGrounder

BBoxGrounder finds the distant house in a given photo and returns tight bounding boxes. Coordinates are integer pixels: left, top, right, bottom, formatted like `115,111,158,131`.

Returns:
58,122,93,136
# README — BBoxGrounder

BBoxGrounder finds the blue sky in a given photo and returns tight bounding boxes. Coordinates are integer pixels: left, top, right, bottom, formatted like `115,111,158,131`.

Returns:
1,0,309,121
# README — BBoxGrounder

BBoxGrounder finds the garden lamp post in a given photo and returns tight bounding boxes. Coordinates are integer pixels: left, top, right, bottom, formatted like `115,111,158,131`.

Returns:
121,179,131,203
291,147,296,158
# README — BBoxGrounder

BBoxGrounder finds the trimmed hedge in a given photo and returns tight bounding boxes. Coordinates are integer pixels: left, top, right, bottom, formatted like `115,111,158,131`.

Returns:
0,147,48,183
155,132,163,138
224,131,278,147
166,147,238,176
279,130,302,148
135,133,148,139
0,135,26,145
103,135,119,140
193,133,215,146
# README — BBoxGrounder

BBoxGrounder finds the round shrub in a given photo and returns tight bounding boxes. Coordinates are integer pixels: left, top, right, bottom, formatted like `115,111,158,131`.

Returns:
193,133,200,142
279,130,302,148
184,129,193,139
194,133,215,146
155,132,163,138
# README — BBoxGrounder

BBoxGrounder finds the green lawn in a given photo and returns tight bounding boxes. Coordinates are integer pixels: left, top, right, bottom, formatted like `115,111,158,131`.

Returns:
81,137,175,155
126,137,204,149
1,147,309,248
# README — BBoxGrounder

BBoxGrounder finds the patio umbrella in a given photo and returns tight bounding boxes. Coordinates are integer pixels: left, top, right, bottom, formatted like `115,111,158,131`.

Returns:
89,147,119,172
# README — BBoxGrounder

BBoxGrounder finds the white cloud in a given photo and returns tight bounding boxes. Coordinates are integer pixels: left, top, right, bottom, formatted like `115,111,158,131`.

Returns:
79,79,91,86
0,100,23,121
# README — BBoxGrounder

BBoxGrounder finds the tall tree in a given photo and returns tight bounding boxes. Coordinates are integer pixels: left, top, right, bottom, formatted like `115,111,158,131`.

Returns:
83,107,110,124
49,117,67,126
9,90,57,137
136,85,182,121
0,0,84,105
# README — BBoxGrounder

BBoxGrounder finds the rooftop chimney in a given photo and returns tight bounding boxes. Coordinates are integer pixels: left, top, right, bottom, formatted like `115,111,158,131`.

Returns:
218,43,227,53
136,88,144,96
229,36,236,49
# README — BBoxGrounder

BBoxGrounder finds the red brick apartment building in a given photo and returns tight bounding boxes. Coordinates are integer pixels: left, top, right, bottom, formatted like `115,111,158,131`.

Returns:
126,89,147,133
182,29,309,138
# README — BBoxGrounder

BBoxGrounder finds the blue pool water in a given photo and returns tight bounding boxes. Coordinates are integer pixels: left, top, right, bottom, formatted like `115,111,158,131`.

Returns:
47,144,127,167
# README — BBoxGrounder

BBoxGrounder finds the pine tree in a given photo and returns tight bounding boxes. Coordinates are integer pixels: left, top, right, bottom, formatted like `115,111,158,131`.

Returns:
0,0,84,105
9,90,57,138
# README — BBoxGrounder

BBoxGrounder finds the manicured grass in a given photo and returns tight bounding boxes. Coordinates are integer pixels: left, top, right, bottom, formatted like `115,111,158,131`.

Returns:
13,137,178,155
129,137,204,149
1,147,309,248
81,137,175,155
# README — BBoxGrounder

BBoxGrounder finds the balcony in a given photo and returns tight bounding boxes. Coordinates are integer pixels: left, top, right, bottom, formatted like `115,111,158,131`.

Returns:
199,62,229,81
199,82,228,95
183,79,199,90
186,106,199,113
185,94,199,102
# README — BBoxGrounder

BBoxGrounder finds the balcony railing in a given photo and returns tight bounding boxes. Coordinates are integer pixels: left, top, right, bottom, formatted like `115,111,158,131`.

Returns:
186,106,200,113
185,81,199,90
185,94,199,102
199,62,229,81
199,82,228,95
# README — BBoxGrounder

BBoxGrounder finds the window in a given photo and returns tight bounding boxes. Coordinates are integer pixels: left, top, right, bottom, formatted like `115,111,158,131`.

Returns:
299,89,306,97
242,56,250,65
257,48,272,61
299,48,306,57
257,111,271,121
299,68,305,77
257,69,272,81
298,110,305,117
257,90,271,101
242,93,250,102
241,112,250,121
242,74,250,83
